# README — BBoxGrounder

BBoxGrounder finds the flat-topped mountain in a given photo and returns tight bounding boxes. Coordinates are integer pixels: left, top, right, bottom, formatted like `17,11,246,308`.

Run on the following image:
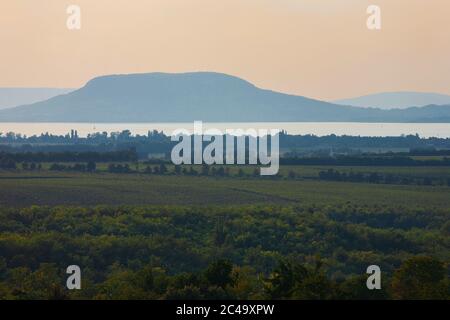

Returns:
0,72,449,122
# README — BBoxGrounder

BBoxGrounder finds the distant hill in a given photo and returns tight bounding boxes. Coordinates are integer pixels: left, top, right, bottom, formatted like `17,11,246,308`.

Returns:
1,72,450,122
334,92,450,109
0,88,74,110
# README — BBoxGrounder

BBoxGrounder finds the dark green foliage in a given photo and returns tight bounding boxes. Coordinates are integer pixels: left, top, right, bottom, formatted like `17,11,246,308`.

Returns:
318,168,447,186
204,260,235,289
391,256,449,299
0,150,137,163
0,205,448,300
86,161,96,172
159,163,167,174
0,156,16,169
108,163,131,173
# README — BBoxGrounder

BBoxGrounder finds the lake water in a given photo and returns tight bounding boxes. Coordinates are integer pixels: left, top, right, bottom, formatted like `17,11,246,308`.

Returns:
1,122,450,138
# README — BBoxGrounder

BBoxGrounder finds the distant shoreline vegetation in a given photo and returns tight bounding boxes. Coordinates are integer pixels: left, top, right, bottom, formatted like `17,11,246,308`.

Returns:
1,121,450,139
1,130,450,147
2,129,450,139
1,130,450,163
1,129,450,143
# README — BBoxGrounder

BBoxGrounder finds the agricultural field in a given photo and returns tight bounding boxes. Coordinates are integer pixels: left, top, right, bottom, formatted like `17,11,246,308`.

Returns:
0,166,450,208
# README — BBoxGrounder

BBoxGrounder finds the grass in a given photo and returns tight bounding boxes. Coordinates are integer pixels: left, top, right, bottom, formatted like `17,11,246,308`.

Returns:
1,167,449,208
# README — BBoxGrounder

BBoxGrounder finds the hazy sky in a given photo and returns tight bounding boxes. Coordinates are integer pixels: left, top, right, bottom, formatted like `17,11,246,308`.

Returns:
1,0,449,100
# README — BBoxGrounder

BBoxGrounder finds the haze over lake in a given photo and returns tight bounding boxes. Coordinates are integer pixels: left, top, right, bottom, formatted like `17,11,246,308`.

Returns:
1,122,450,138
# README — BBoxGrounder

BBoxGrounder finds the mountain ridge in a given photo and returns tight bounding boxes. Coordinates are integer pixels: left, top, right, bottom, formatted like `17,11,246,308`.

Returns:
0,72,449,123
334,91,450,109
0,88,74,110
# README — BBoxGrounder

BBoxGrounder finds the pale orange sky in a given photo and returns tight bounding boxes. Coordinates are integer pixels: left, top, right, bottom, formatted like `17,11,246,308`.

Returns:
1,0,449,100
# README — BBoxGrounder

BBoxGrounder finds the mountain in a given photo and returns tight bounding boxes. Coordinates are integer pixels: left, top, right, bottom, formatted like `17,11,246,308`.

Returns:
0,72,450,122
334,92,450,109
0,88,74,110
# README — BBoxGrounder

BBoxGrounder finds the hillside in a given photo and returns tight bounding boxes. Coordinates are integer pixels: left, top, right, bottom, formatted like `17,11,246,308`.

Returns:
1,72,450,122
0,88,74,110
334,92,450,109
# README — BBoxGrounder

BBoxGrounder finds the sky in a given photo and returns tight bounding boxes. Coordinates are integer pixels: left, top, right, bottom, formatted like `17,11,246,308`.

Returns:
0,0,449,101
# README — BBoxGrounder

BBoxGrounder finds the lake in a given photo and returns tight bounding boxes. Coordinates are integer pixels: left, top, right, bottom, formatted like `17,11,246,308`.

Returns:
1,122,450,138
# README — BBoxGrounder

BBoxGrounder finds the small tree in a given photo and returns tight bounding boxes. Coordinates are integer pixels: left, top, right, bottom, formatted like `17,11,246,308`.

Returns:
204,260,235,289
159,163,167,174
201,164,210,176
144,166,152,174
87,161,96,172
391,256,448,300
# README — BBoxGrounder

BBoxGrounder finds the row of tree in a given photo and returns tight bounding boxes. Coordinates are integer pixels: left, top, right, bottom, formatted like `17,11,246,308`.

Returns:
0,150,137,163
318,168,450,186
282,156,450,167
3,130,450,149
49,162,97,172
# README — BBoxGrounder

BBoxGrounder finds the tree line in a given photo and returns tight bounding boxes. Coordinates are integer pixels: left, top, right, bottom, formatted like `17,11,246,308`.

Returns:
1,256,447,300
3,130,450,154
318,168,450,186
281,156,450,167
0,150,137,163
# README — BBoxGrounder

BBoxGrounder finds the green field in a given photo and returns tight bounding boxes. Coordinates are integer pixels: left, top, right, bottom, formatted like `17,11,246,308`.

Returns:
1,167,450,208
